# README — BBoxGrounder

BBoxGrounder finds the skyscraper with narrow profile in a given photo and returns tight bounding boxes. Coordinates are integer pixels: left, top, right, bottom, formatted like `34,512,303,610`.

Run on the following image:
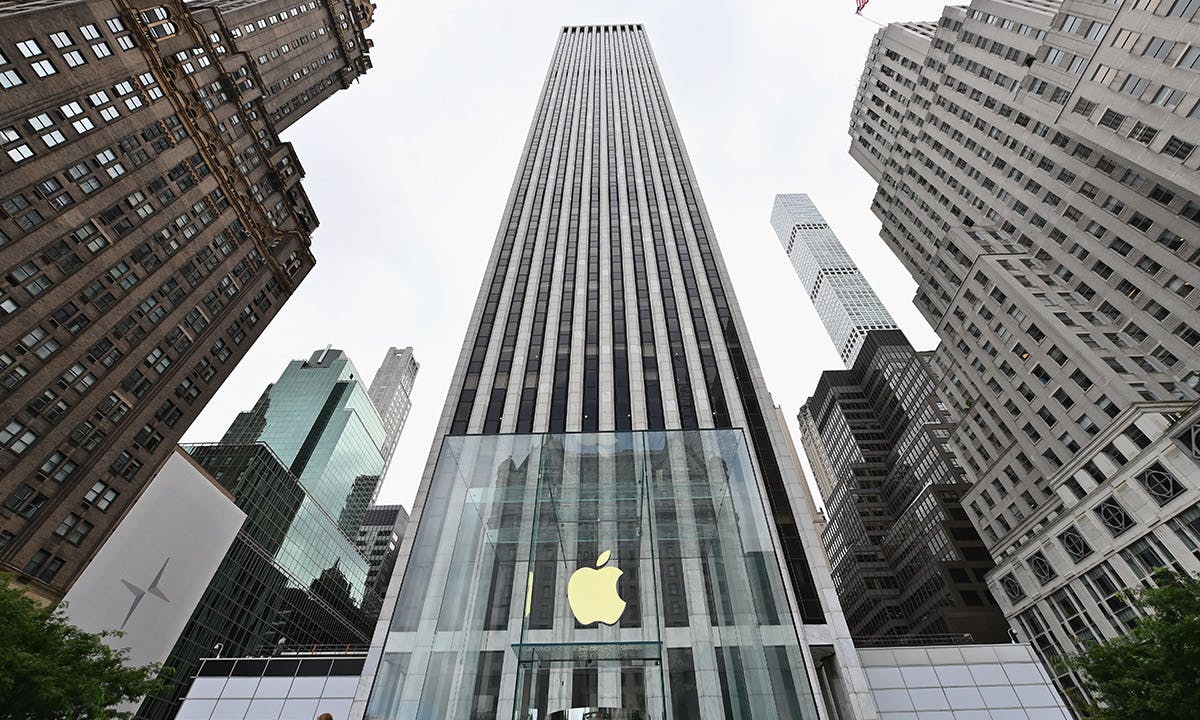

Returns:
354,24,877,720
0,0,374,604
367,346,419,485
771,195,900,367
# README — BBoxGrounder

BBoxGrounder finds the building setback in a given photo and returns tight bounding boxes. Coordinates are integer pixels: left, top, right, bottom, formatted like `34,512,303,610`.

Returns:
0,0,374,603
356,503,408,598
771,194,900,368
367,346,418,486
799,331,1009,644
851,0,1200,706
354,24,878,720
773,193,1006,645
141,348,386,720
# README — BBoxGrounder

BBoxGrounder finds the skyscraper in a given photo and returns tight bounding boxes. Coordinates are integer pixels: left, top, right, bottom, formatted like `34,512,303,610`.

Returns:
367,346,419,485
771,195,899,367
0,0,374,603
223,347,388,534
354,24,876,720
774,196,1007,644
851,0,1200,705
356,503,409,597
140,348,386,719
799,332,1009,643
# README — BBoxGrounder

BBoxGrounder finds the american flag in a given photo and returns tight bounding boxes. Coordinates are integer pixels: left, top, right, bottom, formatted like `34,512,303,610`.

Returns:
856,0,869,13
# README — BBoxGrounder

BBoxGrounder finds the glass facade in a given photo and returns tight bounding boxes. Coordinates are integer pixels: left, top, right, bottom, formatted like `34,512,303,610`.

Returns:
139,348,387,719
365,429,818,719
177,654,367,720
224,348,387,536
137,444,379,720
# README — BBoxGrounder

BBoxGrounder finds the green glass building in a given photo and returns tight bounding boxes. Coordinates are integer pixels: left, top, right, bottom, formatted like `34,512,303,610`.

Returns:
138,349,387,720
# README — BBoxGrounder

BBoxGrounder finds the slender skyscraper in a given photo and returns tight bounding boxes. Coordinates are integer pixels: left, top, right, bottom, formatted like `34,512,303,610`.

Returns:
771,195,899,367
355,24,875,720
368,346,419,485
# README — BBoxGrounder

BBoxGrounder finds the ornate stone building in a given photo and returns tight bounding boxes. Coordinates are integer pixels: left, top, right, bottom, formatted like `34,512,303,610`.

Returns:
0,0,374,602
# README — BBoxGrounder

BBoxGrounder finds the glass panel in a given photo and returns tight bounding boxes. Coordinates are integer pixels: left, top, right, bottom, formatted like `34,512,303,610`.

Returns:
368,430,819,719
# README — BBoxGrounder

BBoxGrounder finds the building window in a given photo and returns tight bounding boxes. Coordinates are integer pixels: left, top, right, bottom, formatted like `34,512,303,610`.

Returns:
1136,462,1187,506
84,481,119,510
30,59,57,78
23,550,64,582
1095,497,1136,537
1162,136,1196,162
54,513,93,545
0,420,37,454
1058,526,1094,563
4,484,46,517
1028,551,1057,585
16,39,43,58
1177,422,1200,460
1000,573,1026,602
38,451,77,482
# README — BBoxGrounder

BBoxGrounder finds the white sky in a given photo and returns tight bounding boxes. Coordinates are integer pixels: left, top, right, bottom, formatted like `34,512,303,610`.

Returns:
181,0,953,511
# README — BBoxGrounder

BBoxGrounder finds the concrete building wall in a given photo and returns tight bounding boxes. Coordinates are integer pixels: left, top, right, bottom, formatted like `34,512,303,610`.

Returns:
355,23,878,720
850,0,1200,707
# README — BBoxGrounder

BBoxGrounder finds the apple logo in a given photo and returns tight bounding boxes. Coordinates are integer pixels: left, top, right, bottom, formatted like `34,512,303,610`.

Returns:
567,549,627,626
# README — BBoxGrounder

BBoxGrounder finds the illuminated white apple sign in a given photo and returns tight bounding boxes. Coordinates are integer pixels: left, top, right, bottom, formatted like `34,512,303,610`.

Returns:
567,549,626,625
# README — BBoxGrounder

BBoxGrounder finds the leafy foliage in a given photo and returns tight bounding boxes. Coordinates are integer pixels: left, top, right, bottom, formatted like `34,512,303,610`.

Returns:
1061,568,1200,719
0,575,162,719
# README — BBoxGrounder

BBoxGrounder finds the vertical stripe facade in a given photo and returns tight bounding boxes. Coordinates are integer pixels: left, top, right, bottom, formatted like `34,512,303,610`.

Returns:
441,26,824,618
355,25,886,720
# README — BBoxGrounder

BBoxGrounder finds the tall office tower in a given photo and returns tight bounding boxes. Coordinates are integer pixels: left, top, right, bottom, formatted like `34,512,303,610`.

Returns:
771,194,900,367
798,331,1008,643
367,346,419,484
356,504,409,597
0,0,374,603
140,348,386,719
223,347,388,534
355,24,876,720
851,0,1200,705
774,195,1007,644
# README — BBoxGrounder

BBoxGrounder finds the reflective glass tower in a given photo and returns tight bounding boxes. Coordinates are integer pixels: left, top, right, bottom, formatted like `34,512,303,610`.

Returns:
140,348,386,719
224,347,387,534
771,194,899,367
356,25,874,720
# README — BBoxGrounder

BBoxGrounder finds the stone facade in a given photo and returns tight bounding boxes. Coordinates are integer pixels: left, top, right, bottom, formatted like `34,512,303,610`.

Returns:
851,0,1200,707
0,0,373,602
355,24,879,720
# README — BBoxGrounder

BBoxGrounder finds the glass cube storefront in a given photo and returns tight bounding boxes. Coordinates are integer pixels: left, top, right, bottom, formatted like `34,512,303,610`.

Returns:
365,430,819,719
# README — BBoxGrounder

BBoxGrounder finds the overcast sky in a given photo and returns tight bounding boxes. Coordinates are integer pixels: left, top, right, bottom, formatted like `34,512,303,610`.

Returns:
181,0,953,510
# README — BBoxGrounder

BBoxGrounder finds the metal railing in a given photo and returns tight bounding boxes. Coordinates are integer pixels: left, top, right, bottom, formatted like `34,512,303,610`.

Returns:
244,642,369,658
853,632,976,648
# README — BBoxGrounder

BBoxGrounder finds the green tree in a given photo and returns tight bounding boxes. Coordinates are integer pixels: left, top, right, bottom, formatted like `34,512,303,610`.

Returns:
1061,568,1200,719
0,575,162,719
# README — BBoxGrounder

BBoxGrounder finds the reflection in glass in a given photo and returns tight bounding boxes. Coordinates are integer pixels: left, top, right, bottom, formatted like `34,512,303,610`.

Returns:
365,430,819,719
